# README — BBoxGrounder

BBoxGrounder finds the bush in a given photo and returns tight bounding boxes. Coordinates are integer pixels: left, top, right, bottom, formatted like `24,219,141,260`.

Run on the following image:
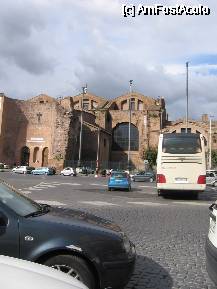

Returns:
144,148,157,169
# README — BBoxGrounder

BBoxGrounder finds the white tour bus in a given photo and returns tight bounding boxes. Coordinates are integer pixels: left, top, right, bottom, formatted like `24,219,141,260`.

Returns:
157,133,206,196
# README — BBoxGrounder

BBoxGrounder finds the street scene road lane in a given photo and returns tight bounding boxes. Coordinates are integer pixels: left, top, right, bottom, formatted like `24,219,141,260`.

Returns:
0,172,216,289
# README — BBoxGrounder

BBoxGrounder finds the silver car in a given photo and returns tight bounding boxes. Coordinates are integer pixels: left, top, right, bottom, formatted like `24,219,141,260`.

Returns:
206,172,217,186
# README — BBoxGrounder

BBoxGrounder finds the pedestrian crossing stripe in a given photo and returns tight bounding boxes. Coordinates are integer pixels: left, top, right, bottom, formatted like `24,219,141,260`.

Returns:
127,201,167,206
35,200,66,206
79,201,120,206
172,201,210,206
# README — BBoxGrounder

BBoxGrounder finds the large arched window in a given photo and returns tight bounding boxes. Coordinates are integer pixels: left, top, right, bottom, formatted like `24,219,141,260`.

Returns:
112,123,139,151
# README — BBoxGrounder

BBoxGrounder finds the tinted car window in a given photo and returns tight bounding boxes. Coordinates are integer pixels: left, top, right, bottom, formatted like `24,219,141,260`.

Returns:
112,172,128,178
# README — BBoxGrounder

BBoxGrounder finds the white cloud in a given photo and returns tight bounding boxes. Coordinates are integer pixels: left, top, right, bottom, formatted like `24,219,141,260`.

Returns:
0,0,217,120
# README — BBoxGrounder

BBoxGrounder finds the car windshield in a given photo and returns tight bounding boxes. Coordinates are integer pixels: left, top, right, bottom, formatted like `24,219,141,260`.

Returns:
0,182,41,216
112,172,128,178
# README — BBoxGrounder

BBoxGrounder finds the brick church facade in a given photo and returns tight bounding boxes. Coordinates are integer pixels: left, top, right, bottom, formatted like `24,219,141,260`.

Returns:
0,91,215,170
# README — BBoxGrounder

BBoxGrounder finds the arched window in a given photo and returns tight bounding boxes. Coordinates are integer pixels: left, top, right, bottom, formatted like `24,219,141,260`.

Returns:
33,147,39,163
121,100,128,110
42,147,49,166
112,123,139,151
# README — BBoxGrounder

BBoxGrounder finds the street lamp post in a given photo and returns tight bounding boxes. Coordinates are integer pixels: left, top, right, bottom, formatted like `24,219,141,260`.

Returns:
78,86,87,167
160,108,165,133
96,127,100,175
209,115,214,169
186,61,189,133
128,80,133,171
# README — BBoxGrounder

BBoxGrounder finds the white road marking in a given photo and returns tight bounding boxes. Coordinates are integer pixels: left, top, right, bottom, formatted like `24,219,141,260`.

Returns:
55,183,81,186
128,201,167,206
25,187,43,191
138,185,157,188
79,201,119,206
21,191,32,194
137,191,157,195
22,182,81,193
172,201,210,206
90,183,107,187
36,184,57,188
36,200,66,206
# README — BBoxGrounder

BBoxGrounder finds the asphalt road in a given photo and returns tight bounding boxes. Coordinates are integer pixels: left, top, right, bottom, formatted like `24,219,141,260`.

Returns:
0,172,217,289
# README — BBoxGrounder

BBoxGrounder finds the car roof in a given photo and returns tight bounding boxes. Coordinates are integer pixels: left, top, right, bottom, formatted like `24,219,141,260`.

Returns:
0,255,88,289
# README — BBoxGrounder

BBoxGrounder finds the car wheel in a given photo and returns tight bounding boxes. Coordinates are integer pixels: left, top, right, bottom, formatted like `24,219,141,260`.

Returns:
149,177,154,183
213,182,217,187
44,255,95,289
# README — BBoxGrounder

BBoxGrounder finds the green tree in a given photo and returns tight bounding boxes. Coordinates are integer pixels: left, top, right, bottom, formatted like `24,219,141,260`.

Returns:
144,148,158,168
212,150,217,167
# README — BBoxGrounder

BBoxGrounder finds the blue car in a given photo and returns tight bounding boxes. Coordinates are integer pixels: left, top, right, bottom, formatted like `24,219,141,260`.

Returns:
31,167,54,175
108,171,131,191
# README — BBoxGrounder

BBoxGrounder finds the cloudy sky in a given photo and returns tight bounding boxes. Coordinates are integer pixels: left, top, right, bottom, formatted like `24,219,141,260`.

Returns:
0,0,216,120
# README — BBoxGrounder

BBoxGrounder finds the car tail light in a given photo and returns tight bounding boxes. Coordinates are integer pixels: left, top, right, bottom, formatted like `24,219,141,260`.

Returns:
197,175,206,184
157,174,166,183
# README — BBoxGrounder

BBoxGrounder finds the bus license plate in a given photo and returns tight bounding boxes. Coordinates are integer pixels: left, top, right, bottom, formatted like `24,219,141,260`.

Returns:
175,178,188,183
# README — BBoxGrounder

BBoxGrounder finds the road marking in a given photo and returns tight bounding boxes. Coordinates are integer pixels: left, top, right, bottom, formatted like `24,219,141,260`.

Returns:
172,201,210,206
36,200,66,206
25,187,43,191
79,201,119,206
138,185,157,188
21,191,32,194
54,183,81,186
90,183,107,187
128,201,167,206
137,191,157,195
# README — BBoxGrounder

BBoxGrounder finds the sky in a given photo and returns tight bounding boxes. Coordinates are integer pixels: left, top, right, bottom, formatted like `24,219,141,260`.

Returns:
0,0,216,120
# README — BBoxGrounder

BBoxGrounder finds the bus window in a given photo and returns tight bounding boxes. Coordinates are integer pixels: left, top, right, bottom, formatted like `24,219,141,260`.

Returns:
162,135,201,154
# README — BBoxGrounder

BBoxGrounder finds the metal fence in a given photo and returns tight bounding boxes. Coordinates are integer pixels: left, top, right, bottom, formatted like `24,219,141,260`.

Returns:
64,160,146,172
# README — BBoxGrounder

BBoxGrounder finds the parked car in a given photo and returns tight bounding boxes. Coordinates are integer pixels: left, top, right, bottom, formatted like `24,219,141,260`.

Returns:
132,171,155,182
3,164,10,169
76,167,94,175
108,171,131,191
0,180,135,289
206,171,217,186
12,166,35,174
206,202,217,286
61,167,76,176
0,255,88,289
31,167,54,175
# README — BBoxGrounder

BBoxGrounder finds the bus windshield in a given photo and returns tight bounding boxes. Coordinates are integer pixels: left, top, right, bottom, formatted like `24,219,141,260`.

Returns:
162,134,201,154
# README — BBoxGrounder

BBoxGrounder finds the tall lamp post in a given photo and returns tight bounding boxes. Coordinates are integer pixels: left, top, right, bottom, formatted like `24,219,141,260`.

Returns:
209,115,214,169
78,85,87,167
128,80,133,171
186,61,189,133
96,127,100,175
